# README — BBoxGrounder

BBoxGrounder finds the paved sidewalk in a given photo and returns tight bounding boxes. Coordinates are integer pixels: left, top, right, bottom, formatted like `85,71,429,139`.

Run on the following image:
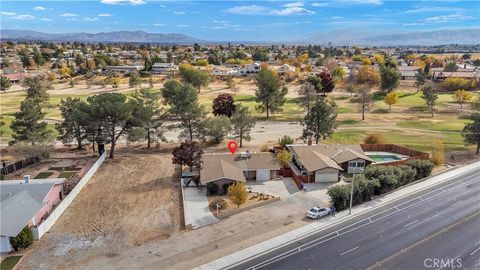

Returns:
183,186,219,229
193,160,480,270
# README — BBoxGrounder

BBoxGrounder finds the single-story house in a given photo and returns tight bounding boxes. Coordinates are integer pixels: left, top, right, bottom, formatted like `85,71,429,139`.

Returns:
433,71,478,82
102,65,143,74
1,176,64,252
200,152,280,193
210,65,237,76
400,70,418,80
152,62,178,75
2,73,31,83
287,144,373,183
275,64,296,75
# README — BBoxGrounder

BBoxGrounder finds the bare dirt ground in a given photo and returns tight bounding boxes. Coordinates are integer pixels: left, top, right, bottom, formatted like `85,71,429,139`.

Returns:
21,146,327,270
22,147,182,270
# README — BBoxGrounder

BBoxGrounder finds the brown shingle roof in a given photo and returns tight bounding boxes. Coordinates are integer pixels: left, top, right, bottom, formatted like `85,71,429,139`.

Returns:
288,144,372,172
200,153,279,184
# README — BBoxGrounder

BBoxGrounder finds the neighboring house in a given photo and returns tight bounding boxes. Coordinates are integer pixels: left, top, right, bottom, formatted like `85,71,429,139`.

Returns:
0,176,64,252
287,144,373,183
210,65,237,76
238,62,261,75
200,152,280,193
152,62,178,75
2,73,31,83
102,65,143,74
433,71,478,82
275,64,296,75
399,70,417,80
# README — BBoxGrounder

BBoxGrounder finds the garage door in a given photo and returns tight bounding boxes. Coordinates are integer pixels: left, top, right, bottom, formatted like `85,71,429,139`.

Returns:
256,169,270,181
315,170,338,183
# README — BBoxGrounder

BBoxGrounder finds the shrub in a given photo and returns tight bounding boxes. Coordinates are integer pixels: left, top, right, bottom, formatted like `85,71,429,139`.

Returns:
209,198,227,210
206,182,218,195
364,133,387,144
407,159,434,180
354,175,380,202
10,226,34,251
327,184,351,211
278,135,294,149
200,117,231,144
441,78,475,91
277,149,292,169
397,165,417,186
430,139,445,166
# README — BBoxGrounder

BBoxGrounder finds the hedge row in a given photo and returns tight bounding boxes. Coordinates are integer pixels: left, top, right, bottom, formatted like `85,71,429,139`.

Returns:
328,160,434,211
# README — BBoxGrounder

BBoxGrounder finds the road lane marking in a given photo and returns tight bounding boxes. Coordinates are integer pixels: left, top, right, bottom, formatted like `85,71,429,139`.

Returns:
471,246,480,256
403,220,418,227
245,177,480,270
366,211,480,270
340,246,359,256
451,200,464,207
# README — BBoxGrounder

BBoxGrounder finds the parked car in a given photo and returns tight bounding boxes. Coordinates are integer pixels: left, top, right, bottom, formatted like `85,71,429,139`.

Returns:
306,207,332,219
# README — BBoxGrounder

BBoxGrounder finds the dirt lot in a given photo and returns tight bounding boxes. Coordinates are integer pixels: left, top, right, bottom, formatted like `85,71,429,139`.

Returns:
21,146,328,270
22,147,181,269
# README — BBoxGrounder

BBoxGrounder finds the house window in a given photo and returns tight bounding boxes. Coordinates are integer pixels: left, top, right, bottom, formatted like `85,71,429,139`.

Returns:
357,162,365,168
349,161,356,167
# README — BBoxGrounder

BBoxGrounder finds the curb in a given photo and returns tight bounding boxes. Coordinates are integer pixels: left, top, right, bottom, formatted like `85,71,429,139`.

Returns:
194,160,480,270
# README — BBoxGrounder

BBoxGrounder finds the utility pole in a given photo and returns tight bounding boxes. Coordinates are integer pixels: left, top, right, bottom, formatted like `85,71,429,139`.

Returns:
349,172,355,215
349,168,364,215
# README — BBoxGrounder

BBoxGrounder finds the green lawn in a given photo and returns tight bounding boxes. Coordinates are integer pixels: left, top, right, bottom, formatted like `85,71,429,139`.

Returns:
34,171,54,179
1,256,22,270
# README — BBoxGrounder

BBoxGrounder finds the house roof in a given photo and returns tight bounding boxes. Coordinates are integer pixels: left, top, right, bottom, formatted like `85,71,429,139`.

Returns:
0,179,64,237
288,144,373,172
434,71,477,78
200,153,279,184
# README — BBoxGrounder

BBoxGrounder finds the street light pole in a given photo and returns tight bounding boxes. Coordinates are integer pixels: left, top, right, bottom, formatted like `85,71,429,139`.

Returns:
349,172,355,215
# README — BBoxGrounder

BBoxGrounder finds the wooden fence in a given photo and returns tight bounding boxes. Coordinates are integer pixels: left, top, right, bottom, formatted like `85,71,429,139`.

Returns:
361,144,429,166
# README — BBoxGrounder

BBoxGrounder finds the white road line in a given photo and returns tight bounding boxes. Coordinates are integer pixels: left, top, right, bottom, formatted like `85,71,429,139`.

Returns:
451,200,464,207
403,220,418,227
247,177,480,269
470,246,480,256
340,246,359,256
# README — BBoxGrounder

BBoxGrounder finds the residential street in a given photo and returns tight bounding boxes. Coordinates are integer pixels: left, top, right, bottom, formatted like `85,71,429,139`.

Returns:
234,166,480,270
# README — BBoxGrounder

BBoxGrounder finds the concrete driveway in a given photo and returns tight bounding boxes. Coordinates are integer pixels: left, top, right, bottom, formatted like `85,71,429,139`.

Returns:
246,178,299,198
183,186,219,229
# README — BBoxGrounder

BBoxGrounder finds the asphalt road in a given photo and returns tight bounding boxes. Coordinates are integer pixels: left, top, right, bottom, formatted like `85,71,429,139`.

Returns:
233,167,480,270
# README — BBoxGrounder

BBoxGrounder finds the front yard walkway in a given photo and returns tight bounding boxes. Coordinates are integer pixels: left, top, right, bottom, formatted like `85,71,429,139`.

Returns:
183,186,219,229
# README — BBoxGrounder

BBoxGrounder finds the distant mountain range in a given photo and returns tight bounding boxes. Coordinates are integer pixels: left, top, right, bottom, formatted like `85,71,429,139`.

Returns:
1,28,479,46
304,28,480,46
0,30,203,44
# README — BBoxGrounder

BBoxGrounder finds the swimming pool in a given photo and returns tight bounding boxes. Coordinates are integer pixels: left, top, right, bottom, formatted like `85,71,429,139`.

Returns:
367,154,402,162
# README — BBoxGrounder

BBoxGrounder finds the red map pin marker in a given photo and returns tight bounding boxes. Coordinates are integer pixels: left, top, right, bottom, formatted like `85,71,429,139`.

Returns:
227,140,238,155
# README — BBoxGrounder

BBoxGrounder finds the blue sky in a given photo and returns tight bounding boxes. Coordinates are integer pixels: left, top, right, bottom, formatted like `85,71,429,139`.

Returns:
1,1,479,41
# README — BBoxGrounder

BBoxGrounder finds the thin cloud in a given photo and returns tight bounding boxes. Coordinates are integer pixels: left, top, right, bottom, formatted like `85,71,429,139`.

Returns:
424,14,474,23
41,18,52,21
34,6,46,11
173,11,186,15
154,23,165,26
225,5,269,15
177,24,190,27
1,12,16,16
83,17,99,22
226,3,314,16
312,2,329,7
100,0,146,5
12,14,35,20
271,3,315,16
403,6,466,14
60,13,78,17
98,13,112,17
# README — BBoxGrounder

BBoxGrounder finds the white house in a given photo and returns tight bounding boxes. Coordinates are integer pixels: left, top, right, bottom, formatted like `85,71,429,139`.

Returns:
275,64,296,75
210,65,237,76
152,62,178,75
238,62,261,75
